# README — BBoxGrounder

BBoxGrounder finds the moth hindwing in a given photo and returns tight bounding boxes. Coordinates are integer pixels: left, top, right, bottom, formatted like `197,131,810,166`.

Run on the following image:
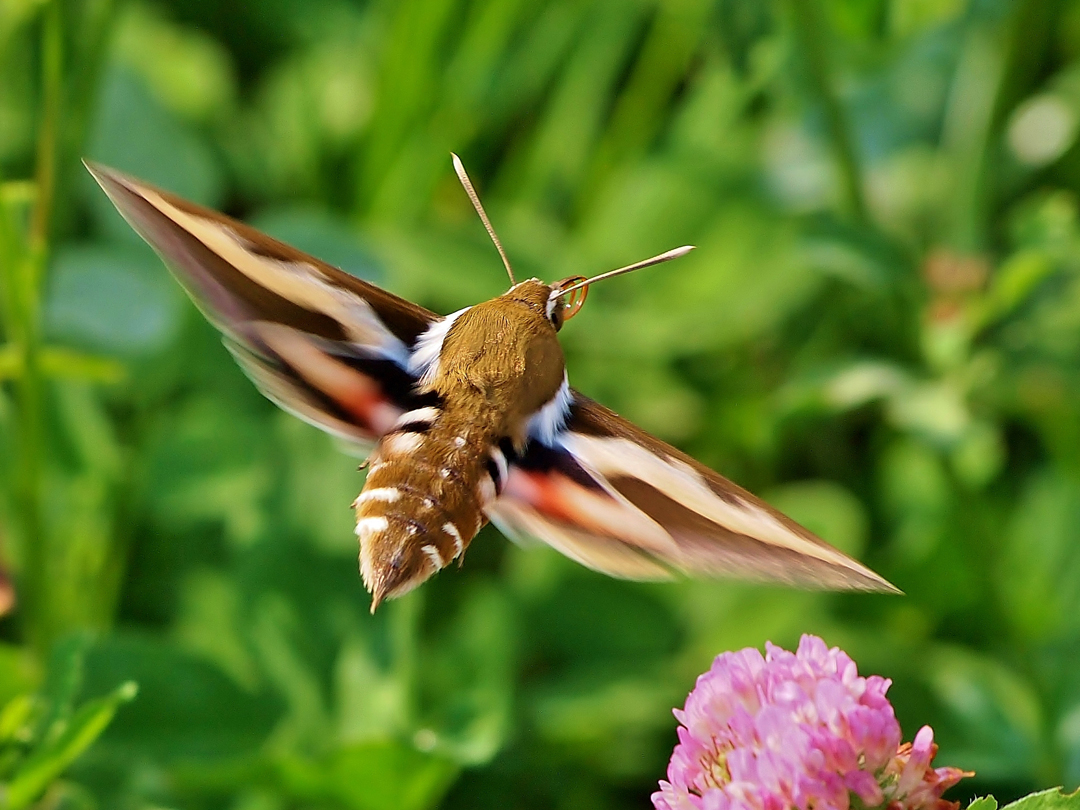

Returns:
86,159,898,612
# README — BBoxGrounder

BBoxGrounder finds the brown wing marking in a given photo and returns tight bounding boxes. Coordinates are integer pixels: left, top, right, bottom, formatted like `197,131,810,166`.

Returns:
84,161,435,350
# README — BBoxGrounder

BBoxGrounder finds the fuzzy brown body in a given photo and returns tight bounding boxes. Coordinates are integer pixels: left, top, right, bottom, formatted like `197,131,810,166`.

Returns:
354,280,566,609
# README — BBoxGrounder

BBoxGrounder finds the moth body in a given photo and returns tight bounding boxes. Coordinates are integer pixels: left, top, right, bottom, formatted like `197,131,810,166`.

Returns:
356,279,568,608
86,158,901,615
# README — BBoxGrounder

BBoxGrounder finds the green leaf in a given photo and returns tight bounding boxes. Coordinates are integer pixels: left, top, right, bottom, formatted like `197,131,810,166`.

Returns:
890,0,967,38
418,584,515,766
1002,788,1080,810
950,420,1005,490
84,65,223,243
0,645,35,710
923,645,1042,782
45,244,182,355
328,742,457,810
978,248,1055,326
275,741,458,810
0,695,33,746
39,348,126,383
5,680,137,809
967,797,999,810
81,634,280,763
529,672,682,780
886,380,970,445
276,414,368,555
820,360,910,411
0,344,18,380
111,2,237,122
878,438,950,566
35,634,92,745
997,472,1080,643
145,396,273,547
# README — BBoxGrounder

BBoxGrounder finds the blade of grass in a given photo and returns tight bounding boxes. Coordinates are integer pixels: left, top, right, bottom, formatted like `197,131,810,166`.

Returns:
786,0,868,227
941,28,1004,252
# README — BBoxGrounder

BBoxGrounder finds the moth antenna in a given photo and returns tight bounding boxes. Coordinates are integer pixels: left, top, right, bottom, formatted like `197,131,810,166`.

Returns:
451,153,515,286
550,245,695,301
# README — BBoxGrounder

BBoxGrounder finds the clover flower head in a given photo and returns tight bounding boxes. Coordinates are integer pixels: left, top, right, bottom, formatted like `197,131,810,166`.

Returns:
654,635,970,810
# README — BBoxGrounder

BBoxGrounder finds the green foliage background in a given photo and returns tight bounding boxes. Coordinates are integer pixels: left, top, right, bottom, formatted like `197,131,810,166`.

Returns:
3,0,1080,807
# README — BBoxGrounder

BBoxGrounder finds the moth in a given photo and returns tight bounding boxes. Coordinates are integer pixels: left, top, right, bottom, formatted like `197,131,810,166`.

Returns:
86,157,897,612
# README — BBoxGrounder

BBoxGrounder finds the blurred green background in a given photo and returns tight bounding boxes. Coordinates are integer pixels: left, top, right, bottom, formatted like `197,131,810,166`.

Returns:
2,0,1080,807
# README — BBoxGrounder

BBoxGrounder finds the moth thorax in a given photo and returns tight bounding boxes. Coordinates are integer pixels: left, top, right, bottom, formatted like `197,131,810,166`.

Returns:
434,287,567,442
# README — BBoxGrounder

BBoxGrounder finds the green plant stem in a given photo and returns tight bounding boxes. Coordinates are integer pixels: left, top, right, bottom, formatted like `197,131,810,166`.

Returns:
17,0,65,657
787,0,869,226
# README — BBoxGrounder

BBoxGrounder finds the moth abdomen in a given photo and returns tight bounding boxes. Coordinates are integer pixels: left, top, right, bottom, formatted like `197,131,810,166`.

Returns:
354,408,505,610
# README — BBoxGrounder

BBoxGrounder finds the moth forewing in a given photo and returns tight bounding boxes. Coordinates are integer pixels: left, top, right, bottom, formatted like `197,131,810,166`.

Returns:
87,158,899,612
83,161,437,346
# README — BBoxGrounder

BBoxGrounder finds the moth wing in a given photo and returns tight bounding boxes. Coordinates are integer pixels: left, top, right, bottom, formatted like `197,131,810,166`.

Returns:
86,162,438,450
489,395,899,592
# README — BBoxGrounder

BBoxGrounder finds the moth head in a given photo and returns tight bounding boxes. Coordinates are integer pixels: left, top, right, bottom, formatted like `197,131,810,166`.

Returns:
499,276,588,331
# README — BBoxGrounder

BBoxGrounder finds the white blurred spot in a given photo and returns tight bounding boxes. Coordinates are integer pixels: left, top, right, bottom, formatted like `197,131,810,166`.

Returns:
763,124,836,211
825,362,909,409
1008,94,1078,166
414,728,438,751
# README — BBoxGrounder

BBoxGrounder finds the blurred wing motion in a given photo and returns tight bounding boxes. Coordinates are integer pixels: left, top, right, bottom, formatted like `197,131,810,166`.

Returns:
491,396,898,592
88,161,896,593
85,161,437,453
